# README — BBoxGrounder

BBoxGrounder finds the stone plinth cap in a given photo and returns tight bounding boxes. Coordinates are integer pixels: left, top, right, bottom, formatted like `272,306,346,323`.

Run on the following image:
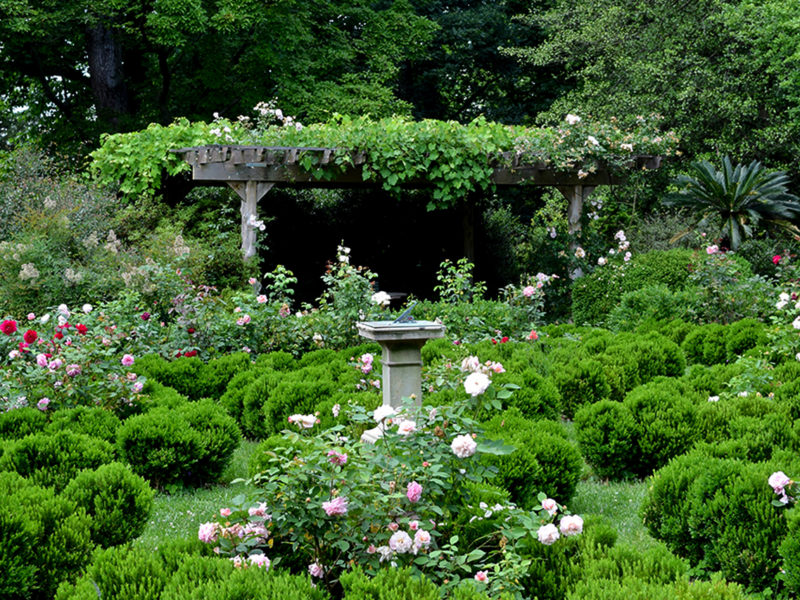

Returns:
356,320,445,342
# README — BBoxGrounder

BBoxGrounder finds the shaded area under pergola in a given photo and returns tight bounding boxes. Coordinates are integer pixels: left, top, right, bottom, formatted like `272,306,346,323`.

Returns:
172,145,662,261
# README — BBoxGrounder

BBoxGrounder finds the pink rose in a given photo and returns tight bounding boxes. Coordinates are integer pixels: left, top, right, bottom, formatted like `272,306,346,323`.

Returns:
220,508,232,517
522,285,535,297
308,561,325,578
388,531,413,554
706,245,719,255
322,496,348,516
396,419,417,436
474,571,489,583
387,522,399,532
769,471,792,494
248,554,270,569
542,498,558,516
37,397,50,411
413,528,431,549
198,522,219,543
327,450,348,466
773,255,782,265
121,354,135,367
406,481,423,503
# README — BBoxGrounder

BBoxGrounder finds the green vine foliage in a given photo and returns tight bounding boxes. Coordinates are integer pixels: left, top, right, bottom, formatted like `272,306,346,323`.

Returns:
91,113,678,208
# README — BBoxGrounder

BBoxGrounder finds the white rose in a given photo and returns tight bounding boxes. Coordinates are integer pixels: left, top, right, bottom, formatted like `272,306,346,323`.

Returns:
371,291,391,307
597,257,607,266
82,303,93,313
388,531,413,554
464,372,491,397
451,434,477,459
537,523,560,545
565,114,581,125
559,515,583,536
373,404,396,423
460,355,481,373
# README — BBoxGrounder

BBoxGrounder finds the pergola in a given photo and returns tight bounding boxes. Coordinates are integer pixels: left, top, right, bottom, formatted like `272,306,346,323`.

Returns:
172,145,662,260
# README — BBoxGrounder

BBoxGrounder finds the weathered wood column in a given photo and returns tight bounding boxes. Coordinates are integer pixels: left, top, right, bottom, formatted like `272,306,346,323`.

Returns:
228,181,274,260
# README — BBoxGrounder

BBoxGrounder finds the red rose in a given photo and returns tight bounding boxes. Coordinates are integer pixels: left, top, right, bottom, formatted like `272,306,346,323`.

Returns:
500,336,509,343
1,319,17,335
23,329,37,344
184,349,198,357
76,324,88,335
141,312,151,321
773,255,782,265
491,338,497,345
187,327,195,334
54,331,64,340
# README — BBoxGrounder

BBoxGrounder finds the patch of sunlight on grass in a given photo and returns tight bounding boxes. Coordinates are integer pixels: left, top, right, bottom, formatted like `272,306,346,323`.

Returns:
569,477,659,550
134,439,261,552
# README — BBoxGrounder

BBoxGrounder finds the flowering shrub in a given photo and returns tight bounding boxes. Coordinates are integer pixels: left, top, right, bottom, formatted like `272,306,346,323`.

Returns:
0,305,147,414
200,390,582,596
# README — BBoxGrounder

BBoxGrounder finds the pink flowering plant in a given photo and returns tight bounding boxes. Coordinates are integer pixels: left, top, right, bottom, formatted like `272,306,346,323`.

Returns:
499,272,558,329
198,395,525,593
0,304,147,413
769,471,799,507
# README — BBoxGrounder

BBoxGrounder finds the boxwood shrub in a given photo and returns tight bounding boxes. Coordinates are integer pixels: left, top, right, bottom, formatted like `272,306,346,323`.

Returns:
551,358,611,418
0,406,49,440
62,461,154,548
47,406,122,442
575,400,640,480
0,430,115,492
1,471,93,600
482,409,582,506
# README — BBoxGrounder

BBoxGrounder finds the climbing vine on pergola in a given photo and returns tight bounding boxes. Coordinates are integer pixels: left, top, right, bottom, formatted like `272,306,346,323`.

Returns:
91,114,677,258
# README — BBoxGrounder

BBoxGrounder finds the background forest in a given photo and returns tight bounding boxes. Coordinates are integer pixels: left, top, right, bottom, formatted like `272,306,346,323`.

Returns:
2,0,800,307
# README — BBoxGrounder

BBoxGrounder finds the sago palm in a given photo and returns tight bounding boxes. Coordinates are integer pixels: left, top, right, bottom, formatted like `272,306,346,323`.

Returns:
663,156,800,250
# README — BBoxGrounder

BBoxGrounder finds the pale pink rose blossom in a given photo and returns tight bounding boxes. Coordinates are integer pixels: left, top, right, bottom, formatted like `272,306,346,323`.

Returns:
132,381,144,393
256,294,268,303
121,354,135,367
48,359,62,371
322,496,348,516
388,531,413,554
198,522,219,543
248,554,270,568
387,522,399,532
460,355,481,373
406,481,423,503
27,313,35,320
451,434,478,458
367,544,377,554
220,508,232,517
542,498,558,516
559,515,584,536
248,277,257,285
706,245,719,255
474,570,489,583
522,285,535,297
230,556,244,569
373,404,395,423
769,471,792,495
248,502,269,518
413,529,431,549
37,397,50,411
487,361,505,374
332,403,341,417
288,414,318,428
66,364,81,377
308,561,325,578
396,419,417,436
537,523,560,545
408,520,419,531
236,314,251,326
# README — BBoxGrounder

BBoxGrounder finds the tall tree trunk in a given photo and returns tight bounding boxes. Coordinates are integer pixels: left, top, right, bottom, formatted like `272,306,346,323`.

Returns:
86,23,129,127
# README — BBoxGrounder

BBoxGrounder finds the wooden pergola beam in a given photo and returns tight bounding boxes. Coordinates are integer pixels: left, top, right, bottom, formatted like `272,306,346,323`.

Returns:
171,145,662,262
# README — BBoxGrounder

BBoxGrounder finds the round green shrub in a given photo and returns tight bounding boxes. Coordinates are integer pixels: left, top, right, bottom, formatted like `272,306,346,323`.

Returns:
199,352,253,400
724,318,768,360
263,373,336,436
179,399,242,483
579,541,687,586
54,543,167,600
47,406,122,442
681,323,728,365
623,379,700,476
606,285,692,331
0,430,115,492
140,380,189,411
421,337,461,365
1,471,94,600
551,358,611,418
507,368,562,420
341,565,438,600
219,368,262,426
62,461,154,548
780,507,800,594
240,370,282,439
567,574,750,600
116,409,202,488
483,410,582,506
636,318,697,346
249,433,307,477
155,356,206,400
575,400,640,480
0,406,48,440
254,350,297,371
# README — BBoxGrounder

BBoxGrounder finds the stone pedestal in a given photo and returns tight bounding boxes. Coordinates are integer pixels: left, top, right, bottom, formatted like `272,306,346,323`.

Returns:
356,320,445,442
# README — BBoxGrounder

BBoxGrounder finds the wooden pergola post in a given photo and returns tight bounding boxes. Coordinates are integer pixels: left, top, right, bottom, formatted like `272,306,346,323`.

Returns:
228,180,274,260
